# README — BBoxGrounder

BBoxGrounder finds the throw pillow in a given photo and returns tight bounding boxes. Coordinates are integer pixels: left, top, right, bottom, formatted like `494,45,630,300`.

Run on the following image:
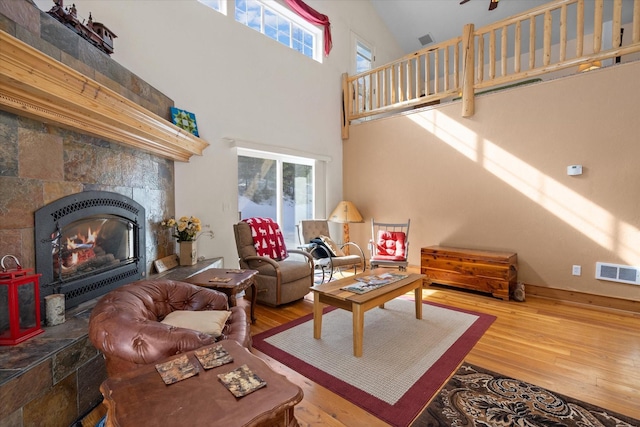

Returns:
319,235,345,257
161,310,231,337
310,238,332,259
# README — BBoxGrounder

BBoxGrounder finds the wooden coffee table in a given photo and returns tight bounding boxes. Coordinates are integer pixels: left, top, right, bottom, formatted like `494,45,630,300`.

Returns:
311,269,425,357
184,268,258,323
100,340,303,427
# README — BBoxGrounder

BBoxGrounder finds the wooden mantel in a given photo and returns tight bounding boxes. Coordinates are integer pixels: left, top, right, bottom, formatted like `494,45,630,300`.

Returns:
0,31,208,162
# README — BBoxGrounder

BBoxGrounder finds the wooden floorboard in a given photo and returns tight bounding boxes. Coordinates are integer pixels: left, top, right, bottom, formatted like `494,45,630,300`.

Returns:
81,268,640,426
243,268,640,426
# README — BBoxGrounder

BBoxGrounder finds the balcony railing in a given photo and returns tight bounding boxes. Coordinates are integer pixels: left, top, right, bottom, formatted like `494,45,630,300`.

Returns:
342,0,640,138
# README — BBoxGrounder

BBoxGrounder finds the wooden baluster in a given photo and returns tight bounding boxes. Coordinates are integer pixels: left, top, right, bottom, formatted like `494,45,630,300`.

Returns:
576,0,584,57
514,21,521,73
399,62,404,102
408,58,414,100
613,0,622,51
477,34,484,83
634,0,640,43
444,47,450,91
414,56,420,100
501,25,508,77
367,74,373,112
593,0,603,54
390,64,396,104
489,29,496,79
424,53,430,96
434,49,440,94
461,23,474,118
376,70,381,110
529,16,536,69
560,5,567,62
454,43,460,89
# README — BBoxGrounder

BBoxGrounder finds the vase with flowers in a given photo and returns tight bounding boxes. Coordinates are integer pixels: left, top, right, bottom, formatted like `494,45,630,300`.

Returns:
161,216,202,265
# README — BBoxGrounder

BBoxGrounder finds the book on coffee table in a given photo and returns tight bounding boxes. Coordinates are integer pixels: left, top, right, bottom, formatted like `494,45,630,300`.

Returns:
195,344,233,369
218,364,267,397
342,273,409,294
208,277,232,283
155,354,199,385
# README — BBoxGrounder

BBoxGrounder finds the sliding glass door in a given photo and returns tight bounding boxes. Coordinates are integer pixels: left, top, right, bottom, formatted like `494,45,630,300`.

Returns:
238,151,313,248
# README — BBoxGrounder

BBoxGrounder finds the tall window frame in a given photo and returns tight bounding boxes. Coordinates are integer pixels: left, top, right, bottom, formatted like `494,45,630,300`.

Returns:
237,148,316,248
198,0,227,15
235,0,323,62
352,32,374,74
351,33,375,117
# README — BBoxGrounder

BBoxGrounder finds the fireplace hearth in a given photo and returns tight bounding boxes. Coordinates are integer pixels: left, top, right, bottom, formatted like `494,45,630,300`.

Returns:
35,191,146,312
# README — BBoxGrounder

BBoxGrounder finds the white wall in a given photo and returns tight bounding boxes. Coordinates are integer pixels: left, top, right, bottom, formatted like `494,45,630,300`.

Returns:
344,61,640,302
35,0,403,266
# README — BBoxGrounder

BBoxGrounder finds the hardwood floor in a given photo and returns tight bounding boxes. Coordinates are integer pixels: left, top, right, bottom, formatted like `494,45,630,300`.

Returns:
245,269,640,426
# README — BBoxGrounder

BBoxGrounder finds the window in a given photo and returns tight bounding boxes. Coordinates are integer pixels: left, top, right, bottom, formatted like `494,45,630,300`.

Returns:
238,150,314,248
356,40,373,73
235,0,321,61
352,35,375,115
198,0,226,14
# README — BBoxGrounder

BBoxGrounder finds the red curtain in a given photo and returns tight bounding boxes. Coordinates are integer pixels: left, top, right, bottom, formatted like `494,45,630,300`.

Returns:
284,0,332,56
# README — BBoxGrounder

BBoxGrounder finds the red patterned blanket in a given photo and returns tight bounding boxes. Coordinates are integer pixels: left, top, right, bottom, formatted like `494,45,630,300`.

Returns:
243,217,288,260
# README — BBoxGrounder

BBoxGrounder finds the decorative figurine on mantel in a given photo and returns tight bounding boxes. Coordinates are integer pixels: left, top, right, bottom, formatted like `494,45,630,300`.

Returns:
47,0,117,55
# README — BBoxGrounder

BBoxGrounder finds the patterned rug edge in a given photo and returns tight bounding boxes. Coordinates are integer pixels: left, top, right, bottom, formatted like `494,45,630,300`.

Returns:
410,363,640,427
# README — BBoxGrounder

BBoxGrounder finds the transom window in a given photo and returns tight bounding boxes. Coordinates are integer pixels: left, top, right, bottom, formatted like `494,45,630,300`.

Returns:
235,0,322,62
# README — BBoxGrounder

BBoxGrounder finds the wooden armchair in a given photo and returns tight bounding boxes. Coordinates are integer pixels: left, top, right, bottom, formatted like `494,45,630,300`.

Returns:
369,219,410,271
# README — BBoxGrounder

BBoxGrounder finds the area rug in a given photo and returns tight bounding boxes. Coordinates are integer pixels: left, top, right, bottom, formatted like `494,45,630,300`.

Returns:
253,298,496,427
411,363,640,427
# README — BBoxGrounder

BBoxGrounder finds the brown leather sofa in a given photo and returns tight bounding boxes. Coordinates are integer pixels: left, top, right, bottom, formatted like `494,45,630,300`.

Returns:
88,279,251,377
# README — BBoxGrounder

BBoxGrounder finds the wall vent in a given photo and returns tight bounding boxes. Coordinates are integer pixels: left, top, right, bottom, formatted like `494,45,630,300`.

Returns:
595,262,640,285
418,33,434,46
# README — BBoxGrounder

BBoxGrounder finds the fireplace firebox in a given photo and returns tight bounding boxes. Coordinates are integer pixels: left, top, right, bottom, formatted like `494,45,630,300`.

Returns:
35,191,146,312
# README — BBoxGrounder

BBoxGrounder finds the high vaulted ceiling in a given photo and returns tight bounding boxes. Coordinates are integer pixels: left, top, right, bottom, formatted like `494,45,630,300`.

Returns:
370,0,556,54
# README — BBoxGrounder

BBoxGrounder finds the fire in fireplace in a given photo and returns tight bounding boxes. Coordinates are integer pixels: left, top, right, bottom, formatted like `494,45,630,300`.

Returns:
35,191,146,311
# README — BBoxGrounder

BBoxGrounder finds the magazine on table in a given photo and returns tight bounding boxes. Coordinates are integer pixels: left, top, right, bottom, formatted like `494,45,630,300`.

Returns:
195,344,233,369
342,273,409,294
155,354,199,384
218,364,267,397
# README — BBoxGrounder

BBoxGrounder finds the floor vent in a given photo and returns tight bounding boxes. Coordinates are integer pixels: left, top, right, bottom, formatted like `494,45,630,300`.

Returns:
595,262,640,285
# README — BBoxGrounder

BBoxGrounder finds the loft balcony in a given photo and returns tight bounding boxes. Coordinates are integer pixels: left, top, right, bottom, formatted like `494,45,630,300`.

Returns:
341,0,640,139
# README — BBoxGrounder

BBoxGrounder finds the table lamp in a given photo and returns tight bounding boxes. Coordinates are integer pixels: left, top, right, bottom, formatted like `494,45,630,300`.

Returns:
329,201,364,254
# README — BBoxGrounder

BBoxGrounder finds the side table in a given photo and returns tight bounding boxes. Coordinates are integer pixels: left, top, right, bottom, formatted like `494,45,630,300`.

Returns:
184,268,258,323
100,340,303,427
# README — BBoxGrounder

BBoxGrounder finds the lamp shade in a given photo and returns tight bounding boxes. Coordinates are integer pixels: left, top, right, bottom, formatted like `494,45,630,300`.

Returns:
329,201,364,224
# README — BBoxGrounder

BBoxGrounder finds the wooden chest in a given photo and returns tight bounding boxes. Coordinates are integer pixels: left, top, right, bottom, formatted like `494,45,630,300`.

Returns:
421,246,517,300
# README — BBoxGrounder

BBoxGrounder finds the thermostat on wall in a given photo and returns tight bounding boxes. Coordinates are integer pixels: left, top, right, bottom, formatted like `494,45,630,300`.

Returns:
567,165,583,176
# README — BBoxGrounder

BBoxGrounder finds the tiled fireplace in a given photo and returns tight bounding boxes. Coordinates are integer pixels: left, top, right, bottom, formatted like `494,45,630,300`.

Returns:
34,191,146,312
0,1,180,425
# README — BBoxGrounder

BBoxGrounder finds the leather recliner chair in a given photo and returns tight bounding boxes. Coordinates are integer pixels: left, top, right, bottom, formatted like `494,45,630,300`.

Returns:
88,279,251,377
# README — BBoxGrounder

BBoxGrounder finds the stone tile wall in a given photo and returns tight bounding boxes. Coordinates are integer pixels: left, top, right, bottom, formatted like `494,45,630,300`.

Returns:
0,303,106,427
0,1,181,425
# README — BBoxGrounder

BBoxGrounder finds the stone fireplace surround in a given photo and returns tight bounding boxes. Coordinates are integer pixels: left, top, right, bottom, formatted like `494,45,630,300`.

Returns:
0,1,185,425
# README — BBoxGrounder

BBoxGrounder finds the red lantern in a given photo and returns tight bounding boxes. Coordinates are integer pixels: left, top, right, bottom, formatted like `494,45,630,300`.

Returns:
0,255,44,345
